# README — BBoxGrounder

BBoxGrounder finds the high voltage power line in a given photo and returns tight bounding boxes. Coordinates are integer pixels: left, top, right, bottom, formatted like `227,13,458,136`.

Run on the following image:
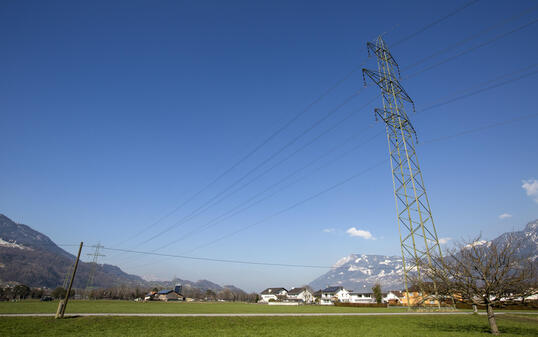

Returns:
48,65,538,271
121,132,386,269
154,131,384,253
122,105,538,270
117,50,538,269
105,0,537,272
417,65,538,113
145,11,533,249
52,98,538,271
136,90,365,247
148,97,380,251
391,0,481,48
110,100,381,264
108,92,374,264
100,246,337,269
10,1,537,278
134,10,528,252
98,132,384,269
111,66,364,248
405,17,538,80
152,63,538,259
110,105,538,270
402,4,538,71
111,67,364,249
110,0,479,253
421,111,538,145
168,159,388,256
118,55,537,268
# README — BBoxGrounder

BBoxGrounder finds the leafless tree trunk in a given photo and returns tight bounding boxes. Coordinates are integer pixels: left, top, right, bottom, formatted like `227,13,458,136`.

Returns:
485,301,499,335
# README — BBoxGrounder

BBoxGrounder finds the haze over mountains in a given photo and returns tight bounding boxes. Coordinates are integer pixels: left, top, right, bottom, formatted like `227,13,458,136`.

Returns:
1,213,536,293
309,219,538,292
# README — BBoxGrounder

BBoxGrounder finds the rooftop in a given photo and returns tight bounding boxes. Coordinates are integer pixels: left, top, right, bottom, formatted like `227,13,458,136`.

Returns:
287,287,309,295
260,287,287,295
322,286,347,293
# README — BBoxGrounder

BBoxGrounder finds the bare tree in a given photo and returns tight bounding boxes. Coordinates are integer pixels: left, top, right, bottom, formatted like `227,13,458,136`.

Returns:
416,235,537,335
217,288,234,301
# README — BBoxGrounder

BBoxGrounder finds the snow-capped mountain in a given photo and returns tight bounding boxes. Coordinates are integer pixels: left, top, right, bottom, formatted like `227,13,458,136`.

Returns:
492,219,538,261
309,254,405,291
309,219,538,292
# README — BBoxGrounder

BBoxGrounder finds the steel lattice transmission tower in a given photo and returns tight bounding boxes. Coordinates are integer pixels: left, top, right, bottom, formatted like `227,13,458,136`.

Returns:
86,243,105,290
362,36,443,302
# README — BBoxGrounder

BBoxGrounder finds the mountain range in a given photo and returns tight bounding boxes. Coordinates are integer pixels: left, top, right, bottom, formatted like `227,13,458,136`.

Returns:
0,214,242,292
2,213,536,293
309,219,538,292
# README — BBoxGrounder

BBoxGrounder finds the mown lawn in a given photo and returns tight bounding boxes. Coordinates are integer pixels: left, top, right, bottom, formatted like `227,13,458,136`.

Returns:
0,300,410,314
1,315,537,336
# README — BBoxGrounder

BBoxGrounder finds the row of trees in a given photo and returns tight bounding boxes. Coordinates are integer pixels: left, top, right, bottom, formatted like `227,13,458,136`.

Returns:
0,284,260,303
0,284,45,300
0,284,79,301
81,285,259,302
188,288,259,302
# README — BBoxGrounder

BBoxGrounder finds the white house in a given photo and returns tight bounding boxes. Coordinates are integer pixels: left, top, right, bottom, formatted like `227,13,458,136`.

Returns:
287,287,314,303
349,292,375,304
383,291,402,304
320,286,350,305
259,288,288,303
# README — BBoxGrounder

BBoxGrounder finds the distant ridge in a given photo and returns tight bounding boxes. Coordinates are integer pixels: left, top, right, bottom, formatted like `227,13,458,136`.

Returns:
0,213,245,293
0,214,146,288
309,219,538,291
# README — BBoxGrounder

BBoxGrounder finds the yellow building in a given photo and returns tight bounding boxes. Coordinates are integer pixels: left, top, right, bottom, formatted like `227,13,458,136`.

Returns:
399,291,440,306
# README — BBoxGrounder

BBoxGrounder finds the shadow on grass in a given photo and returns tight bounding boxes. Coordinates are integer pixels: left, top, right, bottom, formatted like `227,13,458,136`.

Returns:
421,321,537,336
498,315,538,324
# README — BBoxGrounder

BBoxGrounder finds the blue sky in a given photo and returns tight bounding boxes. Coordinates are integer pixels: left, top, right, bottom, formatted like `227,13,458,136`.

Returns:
1,0,537,292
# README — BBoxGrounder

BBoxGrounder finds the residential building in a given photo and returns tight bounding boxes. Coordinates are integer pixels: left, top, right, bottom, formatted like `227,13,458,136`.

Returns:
349,292,375,304
287,287,314,303
383,291,403,304
399,291,439,306
259,288,288,303
320,286,350,305
144,291,157,301
155,289,184,302
313,290,322,302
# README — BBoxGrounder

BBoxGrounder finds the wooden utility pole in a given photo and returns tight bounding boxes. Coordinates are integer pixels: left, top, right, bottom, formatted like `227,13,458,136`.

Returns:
56,241,83,319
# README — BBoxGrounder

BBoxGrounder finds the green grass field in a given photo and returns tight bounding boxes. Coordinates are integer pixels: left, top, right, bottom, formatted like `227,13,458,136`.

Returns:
1,315,537,336
0,300,410,314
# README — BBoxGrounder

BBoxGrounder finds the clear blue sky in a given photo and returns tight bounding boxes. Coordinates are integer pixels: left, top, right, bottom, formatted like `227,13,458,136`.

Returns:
1,0,537,292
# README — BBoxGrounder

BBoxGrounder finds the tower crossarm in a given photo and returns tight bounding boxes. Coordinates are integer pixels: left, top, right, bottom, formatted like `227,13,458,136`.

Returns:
374,108,417,139
367,41,400,74
362,69,414,107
